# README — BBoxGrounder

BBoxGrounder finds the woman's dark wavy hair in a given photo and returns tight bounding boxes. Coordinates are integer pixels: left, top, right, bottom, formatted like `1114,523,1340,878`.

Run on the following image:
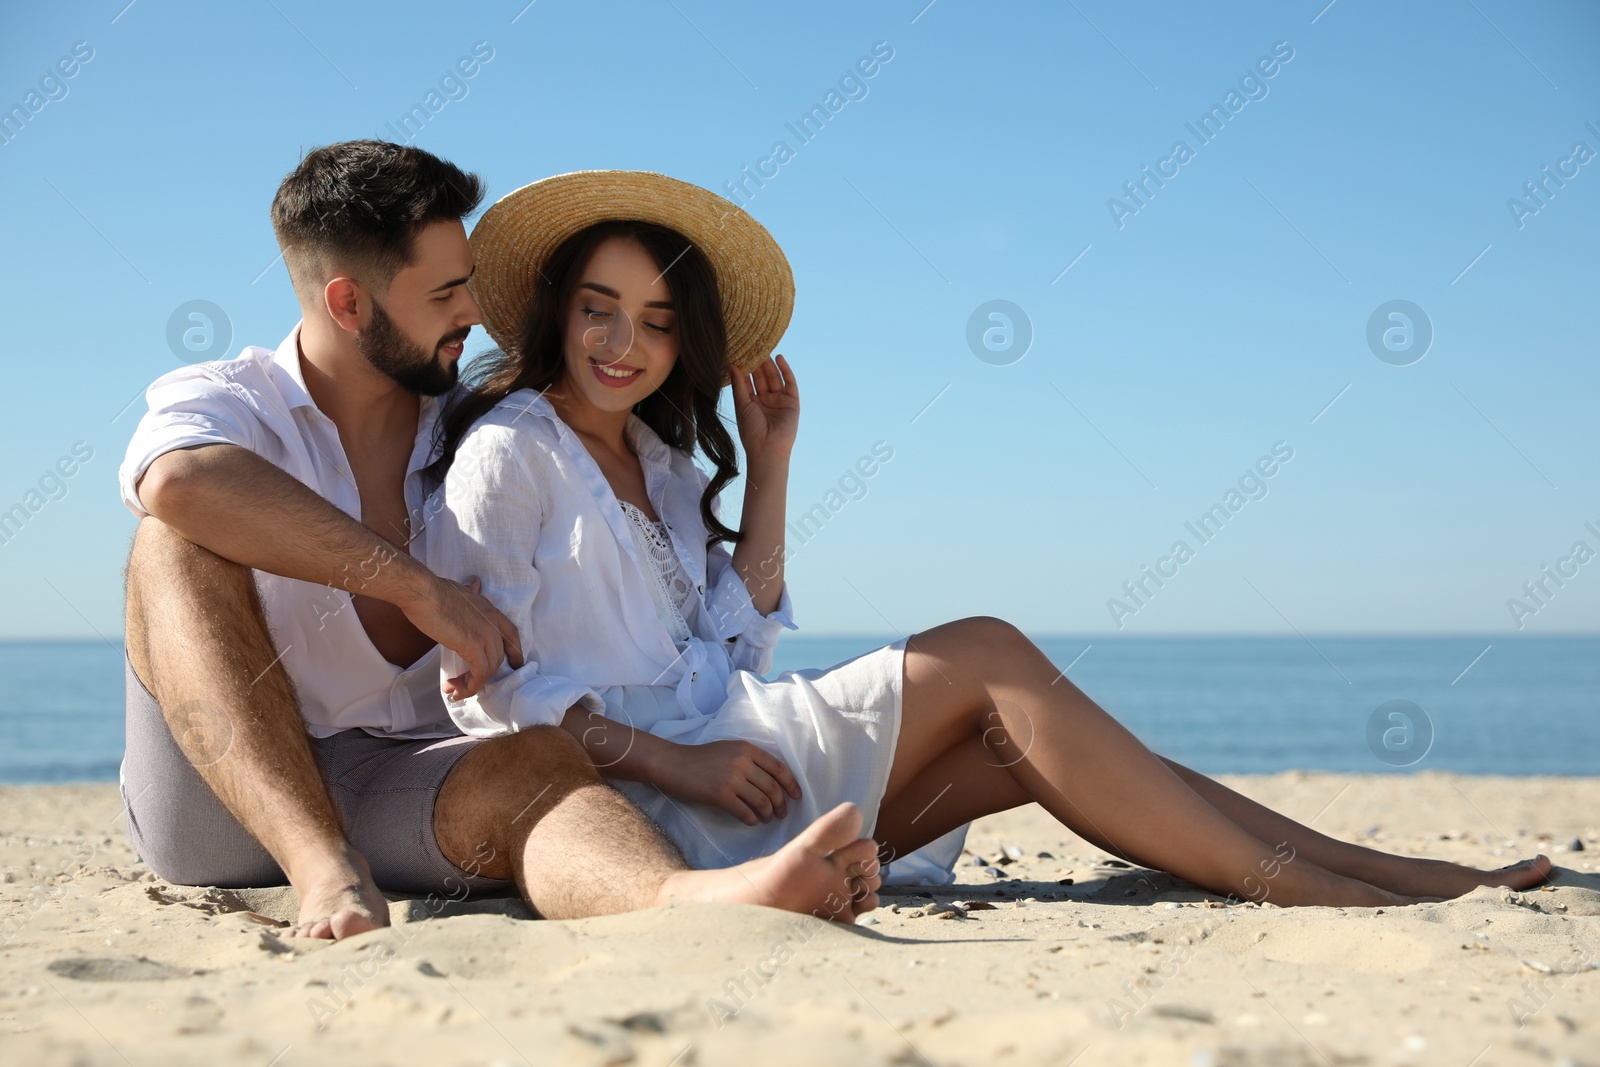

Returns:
427,220,742,545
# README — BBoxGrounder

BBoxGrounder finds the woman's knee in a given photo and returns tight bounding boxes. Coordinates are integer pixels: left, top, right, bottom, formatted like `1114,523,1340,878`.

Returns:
916,615,1031,664
963,615,1027,644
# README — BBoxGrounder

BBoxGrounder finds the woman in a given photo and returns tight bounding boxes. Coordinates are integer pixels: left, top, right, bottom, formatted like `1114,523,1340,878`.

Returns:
424,170,1551,912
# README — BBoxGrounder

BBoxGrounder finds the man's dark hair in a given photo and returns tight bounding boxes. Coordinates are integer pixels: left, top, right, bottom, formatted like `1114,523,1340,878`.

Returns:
270,140,484,295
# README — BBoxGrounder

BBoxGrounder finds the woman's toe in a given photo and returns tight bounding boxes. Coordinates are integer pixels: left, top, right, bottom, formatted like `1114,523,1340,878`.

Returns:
1492,855,1552,887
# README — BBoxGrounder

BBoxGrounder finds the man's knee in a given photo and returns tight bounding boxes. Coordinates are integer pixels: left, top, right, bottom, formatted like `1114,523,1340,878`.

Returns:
125,518,264,678
435,727,605,870
124,519,186,686
127,517,246,591
455,727,603,799
514,726,604,786
128,515,184,576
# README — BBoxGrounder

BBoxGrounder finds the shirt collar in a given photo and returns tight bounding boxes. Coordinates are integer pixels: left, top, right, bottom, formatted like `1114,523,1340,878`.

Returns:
270,321,317,410
513,389,671,470
272,320,452,466
413,389,451,469
623,410,671,468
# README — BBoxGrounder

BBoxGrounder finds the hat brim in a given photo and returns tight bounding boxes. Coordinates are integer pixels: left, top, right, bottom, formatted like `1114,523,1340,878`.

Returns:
468,170,794,373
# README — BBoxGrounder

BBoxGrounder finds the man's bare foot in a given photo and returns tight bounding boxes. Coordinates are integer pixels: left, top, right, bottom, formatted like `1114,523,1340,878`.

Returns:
656,802,883,923
285,846,389,940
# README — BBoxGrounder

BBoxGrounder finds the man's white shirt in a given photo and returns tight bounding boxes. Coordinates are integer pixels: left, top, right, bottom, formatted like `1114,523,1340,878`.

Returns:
118,323,457,738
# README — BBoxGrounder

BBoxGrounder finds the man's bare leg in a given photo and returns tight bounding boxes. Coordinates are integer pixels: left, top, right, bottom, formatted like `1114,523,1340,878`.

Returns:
125,518,386,938
435,728,882,922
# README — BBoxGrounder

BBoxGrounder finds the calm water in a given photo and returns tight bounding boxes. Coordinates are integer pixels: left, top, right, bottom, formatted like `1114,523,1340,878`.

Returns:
2,636,1595,783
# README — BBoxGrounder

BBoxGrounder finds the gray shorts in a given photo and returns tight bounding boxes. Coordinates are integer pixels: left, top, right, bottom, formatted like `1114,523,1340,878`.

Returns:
119,656,512,895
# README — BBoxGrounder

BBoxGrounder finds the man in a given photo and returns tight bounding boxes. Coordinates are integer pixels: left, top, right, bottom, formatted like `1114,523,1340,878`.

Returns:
119,140,880,939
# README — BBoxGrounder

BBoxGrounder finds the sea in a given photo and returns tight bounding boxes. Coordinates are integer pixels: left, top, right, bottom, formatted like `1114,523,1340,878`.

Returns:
1,635,1594,784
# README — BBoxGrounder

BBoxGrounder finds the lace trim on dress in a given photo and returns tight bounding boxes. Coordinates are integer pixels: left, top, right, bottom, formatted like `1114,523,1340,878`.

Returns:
618,500,696,642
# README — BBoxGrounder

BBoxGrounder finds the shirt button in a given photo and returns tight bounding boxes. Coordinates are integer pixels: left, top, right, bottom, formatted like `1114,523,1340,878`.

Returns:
697,584,705,594
691,671,699,680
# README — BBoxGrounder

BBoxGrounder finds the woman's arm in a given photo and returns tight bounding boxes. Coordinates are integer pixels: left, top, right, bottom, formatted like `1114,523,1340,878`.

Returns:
558,704,670,781
729,455,789,615
728,355,799,615
561,704,801,825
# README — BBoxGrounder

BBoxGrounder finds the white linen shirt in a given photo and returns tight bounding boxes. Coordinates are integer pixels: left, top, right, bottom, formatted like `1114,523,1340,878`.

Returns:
424,388,797,736
118,323,456,739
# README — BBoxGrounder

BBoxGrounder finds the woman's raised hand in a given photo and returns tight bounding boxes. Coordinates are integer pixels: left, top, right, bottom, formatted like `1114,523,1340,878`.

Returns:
730,353,799,466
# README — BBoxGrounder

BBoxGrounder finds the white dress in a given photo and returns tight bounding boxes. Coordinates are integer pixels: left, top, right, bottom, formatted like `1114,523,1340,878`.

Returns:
424,389,968,885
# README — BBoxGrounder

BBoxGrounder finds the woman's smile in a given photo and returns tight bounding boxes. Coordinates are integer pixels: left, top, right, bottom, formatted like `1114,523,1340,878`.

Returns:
588,355,645,388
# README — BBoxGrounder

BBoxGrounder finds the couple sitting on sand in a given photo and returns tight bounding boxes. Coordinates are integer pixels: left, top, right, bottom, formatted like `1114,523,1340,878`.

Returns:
118,141,1551,940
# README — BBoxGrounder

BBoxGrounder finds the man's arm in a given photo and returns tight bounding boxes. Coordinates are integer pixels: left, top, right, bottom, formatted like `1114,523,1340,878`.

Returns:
139,443,521,696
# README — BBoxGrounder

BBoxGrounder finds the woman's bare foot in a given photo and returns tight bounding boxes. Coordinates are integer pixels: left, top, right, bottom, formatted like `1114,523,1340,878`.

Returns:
1382,857,1555,895
1266,851,1554,906
656,802,882,922
1491,855,1555,888
1339,853,1554,900
285,846,389,940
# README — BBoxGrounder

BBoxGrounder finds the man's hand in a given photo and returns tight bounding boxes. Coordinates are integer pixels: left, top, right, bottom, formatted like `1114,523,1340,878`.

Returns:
653,739,803,825
398,573,523,699
138,444,522,692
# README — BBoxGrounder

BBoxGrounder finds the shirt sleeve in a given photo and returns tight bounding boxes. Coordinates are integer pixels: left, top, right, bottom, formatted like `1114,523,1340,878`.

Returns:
701,490,797,677
426,424,606,736
118,367,266,519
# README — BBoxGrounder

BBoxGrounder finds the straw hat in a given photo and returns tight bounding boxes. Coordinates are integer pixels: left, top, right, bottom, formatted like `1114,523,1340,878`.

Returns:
468,170,794,372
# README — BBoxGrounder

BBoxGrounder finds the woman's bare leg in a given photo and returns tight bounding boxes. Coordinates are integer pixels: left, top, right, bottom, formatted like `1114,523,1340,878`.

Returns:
875,726,1548,899
873,734,1154,867
873,736,1029,862
1156,758,1551,895
877,618,1413,907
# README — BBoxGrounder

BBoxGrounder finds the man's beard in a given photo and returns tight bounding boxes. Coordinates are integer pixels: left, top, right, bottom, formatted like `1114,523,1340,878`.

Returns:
355,297,466,396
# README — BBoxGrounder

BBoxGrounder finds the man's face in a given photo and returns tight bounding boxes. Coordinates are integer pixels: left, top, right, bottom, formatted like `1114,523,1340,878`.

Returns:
356,219,481,396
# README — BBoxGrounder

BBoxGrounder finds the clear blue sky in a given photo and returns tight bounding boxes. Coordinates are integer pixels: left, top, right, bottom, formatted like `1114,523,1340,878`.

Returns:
2,0,1596,639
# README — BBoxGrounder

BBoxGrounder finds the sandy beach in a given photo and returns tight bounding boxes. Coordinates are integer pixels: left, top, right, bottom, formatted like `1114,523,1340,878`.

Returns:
2,771,1596,1066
